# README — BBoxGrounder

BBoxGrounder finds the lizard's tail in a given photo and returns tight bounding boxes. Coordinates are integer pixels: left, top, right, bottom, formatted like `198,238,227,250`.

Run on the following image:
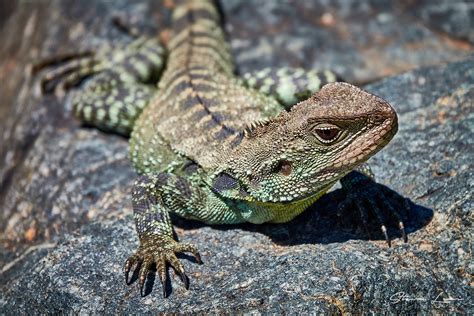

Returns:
165,0,233,75
171,0,221,32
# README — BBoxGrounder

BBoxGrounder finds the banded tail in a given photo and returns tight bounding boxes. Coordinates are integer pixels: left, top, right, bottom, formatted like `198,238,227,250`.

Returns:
162,0,234,83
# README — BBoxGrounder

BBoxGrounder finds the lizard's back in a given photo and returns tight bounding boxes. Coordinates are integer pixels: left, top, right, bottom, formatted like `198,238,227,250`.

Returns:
130,0,281,173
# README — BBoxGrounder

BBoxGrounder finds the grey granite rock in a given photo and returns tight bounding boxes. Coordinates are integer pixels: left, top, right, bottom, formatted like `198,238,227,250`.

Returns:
399,0,474,44
222,0,472,83
0,0,472,314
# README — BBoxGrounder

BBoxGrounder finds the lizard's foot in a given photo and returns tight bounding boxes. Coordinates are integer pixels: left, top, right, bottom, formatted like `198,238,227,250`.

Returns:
338,172,411,247
32,51,99,95
124,236,202,297
34,37,163,96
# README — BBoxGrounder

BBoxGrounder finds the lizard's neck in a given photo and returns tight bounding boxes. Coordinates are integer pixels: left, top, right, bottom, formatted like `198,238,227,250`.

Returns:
228,184,334,224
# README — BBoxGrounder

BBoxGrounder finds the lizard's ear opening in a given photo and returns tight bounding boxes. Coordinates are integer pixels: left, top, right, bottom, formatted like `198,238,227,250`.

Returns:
212,172,239,194
211,171,251,198
272,160,293,176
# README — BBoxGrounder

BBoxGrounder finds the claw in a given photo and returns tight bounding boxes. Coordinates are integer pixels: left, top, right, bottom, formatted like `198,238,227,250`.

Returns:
380,224,391,247
154,254,169,298
399,221,408,243
339,171,411,247
124,255,141,285
179,271,189,290
366,199,392,246
379,194,409,244
124,258,132,285
177,242,203,264
166,252,190,290
138,259,152,297
160,269,168,298
139,278,146,297
195,252,203,265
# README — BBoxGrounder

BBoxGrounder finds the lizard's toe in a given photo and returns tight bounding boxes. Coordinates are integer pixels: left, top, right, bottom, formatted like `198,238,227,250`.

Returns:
124,253,141,285
377,186,410,243
164,251,188,289
151,253,168,298
138,255,153,296
175,242,203,264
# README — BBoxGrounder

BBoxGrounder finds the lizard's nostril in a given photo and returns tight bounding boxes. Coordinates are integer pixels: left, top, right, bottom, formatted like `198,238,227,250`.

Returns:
372,114,385,123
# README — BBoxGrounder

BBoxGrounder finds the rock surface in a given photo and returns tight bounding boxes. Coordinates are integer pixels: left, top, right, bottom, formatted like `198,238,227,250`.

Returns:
0,0,472,314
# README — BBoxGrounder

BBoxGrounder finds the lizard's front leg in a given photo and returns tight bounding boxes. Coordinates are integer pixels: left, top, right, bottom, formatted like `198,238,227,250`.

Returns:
338,164,410,246
124,172,239,297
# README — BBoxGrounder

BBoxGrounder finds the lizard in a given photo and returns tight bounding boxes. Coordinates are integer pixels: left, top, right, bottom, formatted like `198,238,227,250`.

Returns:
36,0,410,298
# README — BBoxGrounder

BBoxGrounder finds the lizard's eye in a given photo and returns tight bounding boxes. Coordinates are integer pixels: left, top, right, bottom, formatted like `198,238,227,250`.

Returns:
313,124,341,144
273,160,293,176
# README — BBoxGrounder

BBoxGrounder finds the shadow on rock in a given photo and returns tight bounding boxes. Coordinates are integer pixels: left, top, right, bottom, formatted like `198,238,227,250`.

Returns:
259,187,433,246
173,179,433,247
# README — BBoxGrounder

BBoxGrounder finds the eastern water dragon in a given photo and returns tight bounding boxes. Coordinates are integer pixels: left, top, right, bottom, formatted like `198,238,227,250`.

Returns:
36,0,410,298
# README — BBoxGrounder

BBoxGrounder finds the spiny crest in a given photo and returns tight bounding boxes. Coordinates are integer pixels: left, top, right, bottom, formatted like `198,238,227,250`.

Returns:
240,111,291,140
242,119,271,138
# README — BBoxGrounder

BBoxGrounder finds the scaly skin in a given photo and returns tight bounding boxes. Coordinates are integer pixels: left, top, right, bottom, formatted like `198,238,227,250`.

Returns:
37,0,409,298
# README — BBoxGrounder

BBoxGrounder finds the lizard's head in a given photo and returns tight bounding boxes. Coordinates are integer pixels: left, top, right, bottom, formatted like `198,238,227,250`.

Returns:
212,82,398,204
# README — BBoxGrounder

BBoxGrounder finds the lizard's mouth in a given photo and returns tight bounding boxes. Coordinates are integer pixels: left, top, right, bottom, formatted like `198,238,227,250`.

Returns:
280,183,335,205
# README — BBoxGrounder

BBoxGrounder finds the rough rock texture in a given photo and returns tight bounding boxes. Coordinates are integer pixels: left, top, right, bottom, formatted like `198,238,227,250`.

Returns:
399,0,474,44
222,0,472,83
0,0,472,314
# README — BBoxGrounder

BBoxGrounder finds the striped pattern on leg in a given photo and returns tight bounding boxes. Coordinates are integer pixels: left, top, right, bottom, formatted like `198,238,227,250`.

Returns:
242,67,338,108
